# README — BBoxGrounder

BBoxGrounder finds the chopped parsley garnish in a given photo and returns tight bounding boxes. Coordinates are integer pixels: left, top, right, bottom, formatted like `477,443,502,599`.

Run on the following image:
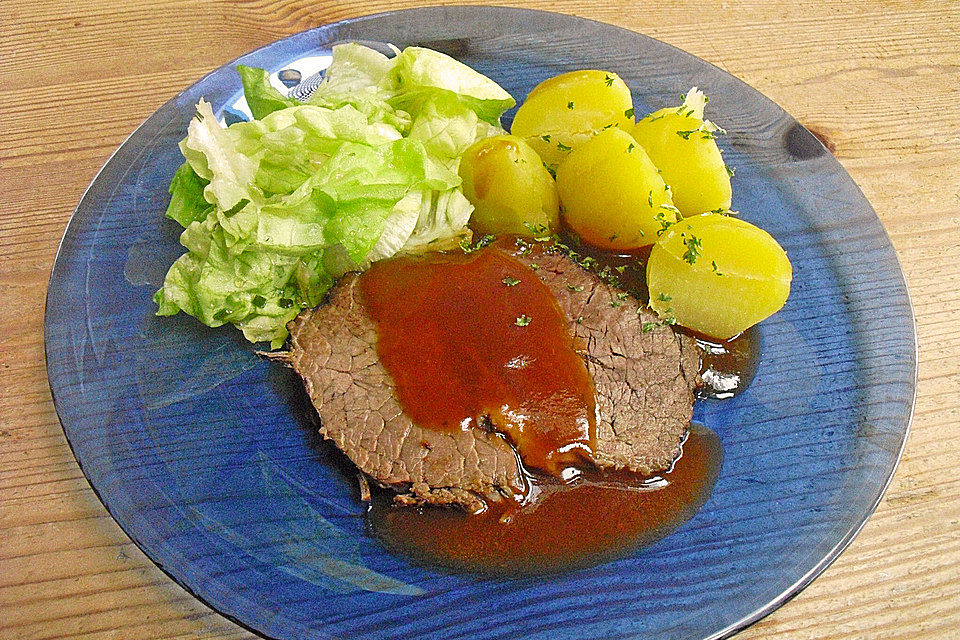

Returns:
528,262,540,270
460,234,496,253
648,190,654,207
655,211,674,235
644,113,665,122
624,107,635,118
682,234,702,264
711,260,723,276
726,165,736,177
567,284,585,292
567,101,574,109
523,221,549,236
576,315,584,324
616,292,630,300
502,276,521,287
541,134,552,143
657,292,672,302
556,141,572,151
627,143,635,153
604,75,614,87
610,300,623,308
515,315,532,327
676,129,698,140
642,321,657,333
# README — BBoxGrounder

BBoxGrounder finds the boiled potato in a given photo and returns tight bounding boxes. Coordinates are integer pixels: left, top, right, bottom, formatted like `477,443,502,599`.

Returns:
632,89,731,216
647,213,792,339
511,70,635,168
459,135,560,237
555,128,677,250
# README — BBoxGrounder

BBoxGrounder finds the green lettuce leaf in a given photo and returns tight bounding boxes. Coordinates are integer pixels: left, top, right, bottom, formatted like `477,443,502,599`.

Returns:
165,162,213,227
237,65,299,119
385,47,515,125
156,44,513,346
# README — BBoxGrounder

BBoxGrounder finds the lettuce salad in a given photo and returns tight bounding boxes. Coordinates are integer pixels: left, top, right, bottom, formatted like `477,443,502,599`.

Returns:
154,44,515,347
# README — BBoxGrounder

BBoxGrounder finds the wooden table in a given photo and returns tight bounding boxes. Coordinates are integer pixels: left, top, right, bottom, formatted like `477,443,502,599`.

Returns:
2,1,958,638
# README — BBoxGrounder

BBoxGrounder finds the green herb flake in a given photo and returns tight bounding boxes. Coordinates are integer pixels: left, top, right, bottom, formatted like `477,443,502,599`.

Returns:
682,234,702,265
711,260,723,276
655,211,674,235
610,300,623,308
726,165,736,177
676,129,698,140
617,292,629,300
615,265,626,273
648,190,654,207
624,107,635,118
567,101,574,109
460,234,496,254
556,141,572,152
642,321,657,333
567,284,585,292
529,262,540,270
576,315,584,324
657,292,672,302
627,143,635,153
502,276,521,287
541,134,552,143
515,315,532,327
604,75,614,87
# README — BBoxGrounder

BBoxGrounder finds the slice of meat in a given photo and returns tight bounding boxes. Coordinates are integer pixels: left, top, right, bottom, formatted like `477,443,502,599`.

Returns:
287,244,699,510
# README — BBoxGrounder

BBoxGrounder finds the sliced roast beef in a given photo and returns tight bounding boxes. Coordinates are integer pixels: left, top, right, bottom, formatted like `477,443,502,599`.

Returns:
286,243,699,511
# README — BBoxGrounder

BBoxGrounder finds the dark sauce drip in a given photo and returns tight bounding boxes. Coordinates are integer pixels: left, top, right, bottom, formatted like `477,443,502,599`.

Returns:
368,424,722,576
691,326,761,400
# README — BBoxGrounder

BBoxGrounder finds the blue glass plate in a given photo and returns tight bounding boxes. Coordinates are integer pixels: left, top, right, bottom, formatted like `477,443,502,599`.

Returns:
45,7,916,640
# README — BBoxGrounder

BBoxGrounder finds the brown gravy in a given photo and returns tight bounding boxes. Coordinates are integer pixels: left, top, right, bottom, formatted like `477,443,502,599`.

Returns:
357,236,750,575
368,424,722,575
359,245,597,474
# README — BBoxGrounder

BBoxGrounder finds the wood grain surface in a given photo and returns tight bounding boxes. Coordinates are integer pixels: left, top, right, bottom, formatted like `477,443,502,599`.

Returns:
2,0,958,638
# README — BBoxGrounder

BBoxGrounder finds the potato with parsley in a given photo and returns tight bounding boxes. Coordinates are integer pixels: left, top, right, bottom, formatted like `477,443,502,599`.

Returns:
632,88,732,216
458,135,560,237
647,213,792,339
511,70,635,169
556,127,678,251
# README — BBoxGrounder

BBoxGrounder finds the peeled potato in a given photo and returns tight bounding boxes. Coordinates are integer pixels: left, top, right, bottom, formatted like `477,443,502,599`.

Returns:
459,135,560,237
556,127,677,250
632,96,731,216
647,213,792,339
511,70,635,168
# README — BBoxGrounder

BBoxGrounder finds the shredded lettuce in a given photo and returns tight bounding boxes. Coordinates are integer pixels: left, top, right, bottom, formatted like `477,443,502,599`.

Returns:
155,44,513,347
